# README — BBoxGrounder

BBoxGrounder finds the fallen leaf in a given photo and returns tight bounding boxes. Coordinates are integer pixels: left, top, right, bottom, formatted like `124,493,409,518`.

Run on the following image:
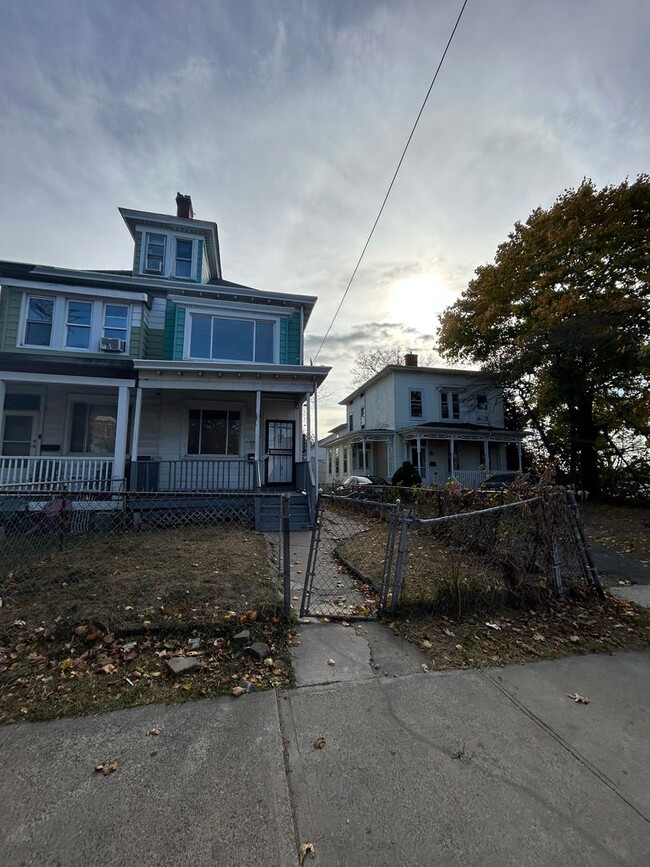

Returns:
568,692,590,704
326,658,336,666
99,663,116,675
148,727,161,736
95,760,119,776
443,628,455,637
421,640,433,649
569,635,581,643
313,737,326,749
231,686,246,697
298,842,316,865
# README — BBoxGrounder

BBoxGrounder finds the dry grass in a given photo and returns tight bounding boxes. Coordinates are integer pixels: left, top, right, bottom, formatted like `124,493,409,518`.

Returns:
0,526,292,725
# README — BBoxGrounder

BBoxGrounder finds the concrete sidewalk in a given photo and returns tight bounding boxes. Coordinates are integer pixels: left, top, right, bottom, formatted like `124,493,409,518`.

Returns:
1,651,649,866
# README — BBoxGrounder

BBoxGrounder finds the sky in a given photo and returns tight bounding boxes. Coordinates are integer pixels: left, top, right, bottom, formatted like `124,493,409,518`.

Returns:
1,0,648,433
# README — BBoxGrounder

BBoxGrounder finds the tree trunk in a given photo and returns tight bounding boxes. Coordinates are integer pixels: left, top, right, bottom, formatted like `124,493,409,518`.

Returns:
576,397,601,497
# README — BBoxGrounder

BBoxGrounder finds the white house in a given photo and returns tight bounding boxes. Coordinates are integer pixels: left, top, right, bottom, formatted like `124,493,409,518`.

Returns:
321,354,527,489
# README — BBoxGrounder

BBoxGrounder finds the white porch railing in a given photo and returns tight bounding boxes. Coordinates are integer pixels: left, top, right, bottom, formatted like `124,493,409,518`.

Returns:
0,457,114,491
451,469,518,489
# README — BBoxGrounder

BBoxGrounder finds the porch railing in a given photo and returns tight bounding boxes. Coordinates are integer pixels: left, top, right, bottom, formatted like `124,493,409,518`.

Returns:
131,459,255,492
0,457,114,491
451,469,517,489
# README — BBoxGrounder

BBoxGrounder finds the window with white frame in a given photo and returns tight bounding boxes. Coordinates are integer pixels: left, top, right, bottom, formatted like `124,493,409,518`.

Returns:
440,391,460,421
65,300,93,349
353,442,367,469
187,409,240,455
103,305,129,342
343,447,348,474
360,406,366,430
410,389,423,418
21,295,131,353
24,297,54,346
328,451,332,474
69,402,117,454
188,313,275,363
144,233,166,274
174,238,194,278
349,414,354,432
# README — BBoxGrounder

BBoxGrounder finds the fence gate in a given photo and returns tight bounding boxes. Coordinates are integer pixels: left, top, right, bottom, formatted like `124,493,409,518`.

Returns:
299,494,402,620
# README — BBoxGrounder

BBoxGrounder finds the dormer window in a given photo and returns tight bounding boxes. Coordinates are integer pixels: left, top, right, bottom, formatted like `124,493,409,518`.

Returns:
145,233,166,274
175,239,193,278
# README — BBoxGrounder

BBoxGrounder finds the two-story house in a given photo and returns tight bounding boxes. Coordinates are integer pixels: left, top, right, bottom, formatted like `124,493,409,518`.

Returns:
0,194,329,499
321,354,526,488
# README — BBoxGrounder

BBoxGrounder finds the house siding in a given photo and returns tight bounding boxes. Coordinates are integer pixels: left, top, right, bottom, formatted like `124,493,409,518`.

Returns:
196,239,204,283
286,311,301,365
133,231,142,275
0,287,22,351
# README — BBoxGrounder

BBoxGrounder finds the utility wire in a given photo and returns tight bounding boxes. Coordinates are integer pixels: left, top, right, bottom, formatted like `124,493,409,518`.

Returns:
312,0,470,363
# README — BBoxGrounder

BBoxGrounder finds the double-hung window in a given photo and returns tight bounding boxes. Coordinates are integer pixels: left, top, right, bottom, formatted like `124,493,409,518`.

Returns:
175,239,193,278
103,305,129,342
360,407,366,430
187,409,240,455
188,314,275,363
441,391,460,421
410,390,423,418
65,300,93,349
145,233,166,273
349,414,354,432
24,297,54,346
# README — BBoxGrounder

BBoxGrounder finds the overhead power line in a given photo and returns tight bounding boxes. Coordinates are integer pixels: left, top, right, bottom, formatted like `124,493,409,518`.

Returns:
312,0,470,363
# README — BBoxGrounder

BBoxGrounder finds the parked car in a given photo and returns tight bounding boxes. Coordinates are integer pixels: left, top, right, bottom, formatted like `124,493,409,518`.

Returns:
334,475,387,498
480,472,540,491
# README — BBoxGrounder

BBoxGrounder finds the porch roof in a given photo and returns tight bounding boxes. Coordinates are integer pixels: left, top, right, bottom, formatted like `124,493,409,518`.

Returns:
399,421,528,442
133,359,330,392
322,429,394,447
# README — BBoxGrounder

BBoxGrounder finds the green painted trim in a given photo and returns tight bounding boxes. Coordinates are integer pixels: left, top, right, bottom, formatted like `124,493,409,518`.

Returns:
145,329,165,359
287,311,301,365
163,299,176,360
279,318,288,364
0,288,22,352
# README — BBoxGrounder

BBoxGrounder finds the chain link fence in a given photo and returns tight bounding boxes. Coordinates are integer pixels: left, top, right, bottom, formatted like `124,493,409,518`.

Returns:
301,490,601,621
0,489,289,638
300,495,400,619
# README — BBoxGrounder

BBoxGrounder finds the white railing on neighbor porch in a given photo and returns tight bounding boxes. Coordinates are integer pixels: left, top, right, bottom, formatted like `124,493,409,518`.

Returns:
0,457,114,491
131,459,255,492
451,469,518,489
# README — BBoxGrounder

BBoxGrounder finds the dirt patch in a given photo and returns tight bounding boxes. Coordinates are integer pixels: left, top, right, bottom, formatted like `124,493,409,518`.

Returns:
392,593,650,670
581,502,650,562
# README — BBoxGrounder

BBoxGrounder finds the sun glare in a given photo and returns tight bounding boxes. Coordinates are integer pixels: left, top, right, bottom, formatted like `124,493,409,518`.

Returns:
387,273,449,331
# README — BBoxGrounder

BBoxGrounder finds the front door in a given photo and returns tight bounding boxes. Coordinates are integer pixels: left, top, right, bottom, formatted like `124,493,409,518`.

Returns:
1,412,38,456
265,420,294,485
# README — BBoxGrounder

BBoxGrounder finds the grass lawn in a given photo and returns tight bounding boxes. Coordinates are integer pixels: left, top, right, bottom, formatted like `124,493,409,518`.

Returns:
0,526,293,725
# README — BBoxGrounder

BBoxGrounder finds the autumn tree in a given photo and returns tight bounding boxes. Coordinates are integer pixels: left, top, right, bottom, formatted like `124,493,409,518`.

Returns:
350,346,440,387
438,176,650,496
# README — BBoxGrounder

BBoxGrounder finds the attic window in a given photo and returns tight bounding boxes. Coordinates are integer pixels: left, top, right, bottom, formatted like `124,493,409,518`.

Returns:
175,239,193,278
145,233,166,274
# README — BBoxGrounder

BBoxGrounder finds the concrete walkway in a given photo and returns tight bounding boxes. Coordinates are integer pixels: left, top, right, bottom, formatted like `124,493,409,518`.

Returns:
590,542,650,608
2,649,649,866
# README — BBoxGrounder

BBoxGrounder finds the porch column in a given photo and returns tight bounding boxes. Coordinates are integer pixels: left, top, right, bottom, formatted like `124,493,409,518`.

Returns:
112,385,129,489
295,404,302,462
131,386,143,463
0,379,5,425
484,436,490,474
362,439,367,475
305,392,312,465
416,435,422,479
450,436,456,478
313,383,320,490
254,390,262,489
517,440,523,472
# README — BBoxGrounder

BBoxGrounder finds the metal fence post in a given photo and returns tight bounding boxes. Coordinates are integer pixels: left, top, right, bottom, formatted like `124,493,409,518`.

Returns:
565,490,604,599
281,493,292,618
391,509,412,612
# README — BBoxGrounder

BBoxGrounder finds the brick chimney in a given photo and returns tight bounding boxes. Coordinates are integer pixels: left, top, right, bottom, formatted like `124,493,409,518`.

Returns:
175,193,194,219
404,353,418,367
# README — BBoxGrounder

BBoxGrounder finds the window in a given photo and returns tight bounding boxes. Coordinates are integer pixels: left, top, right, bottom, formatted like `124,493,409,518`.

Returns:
65,300,93,349
349,414,354,432
360,406,366,430
334,447,340,475
187,409,240,455
477,394,487,411
343,447,348,474
69,403,116,454
103,305,129,341
24,297,54,346
175,239,193,278
188,314,275,363
441,391,460,421
410,390,423,418
353,443,367,470
145,233,166,273
328,451,332,474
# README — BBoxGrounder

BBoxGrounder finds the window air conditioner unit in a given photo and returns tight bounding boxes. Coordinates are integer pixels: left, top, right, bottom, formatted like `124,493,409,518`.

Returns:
100,337,126,353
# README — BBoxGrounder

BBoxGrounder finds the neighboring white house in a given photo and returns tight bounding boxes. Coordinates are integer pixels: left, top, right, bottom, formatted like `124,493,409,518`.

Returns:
320,354,527,489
